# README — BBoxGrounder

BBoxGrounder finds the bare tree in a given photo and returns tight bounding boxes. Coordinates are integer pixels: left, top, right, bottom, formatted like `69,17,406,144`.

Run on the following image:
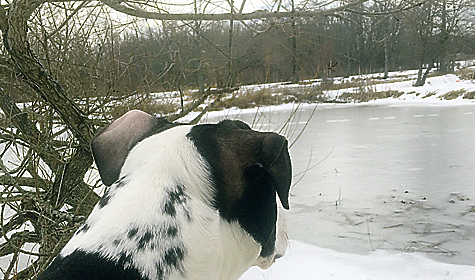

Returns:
407,0,472,86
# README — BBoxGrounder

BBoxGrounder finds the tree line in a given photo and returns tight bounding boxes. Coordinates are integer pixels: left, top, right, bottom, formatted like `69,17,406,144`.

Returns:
91,0,475,94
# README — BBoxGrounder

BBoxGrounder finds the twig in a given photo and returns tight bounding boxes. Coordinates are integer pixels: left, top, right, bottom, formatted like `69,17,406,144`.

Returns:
367,216,375,251
187,93,225,125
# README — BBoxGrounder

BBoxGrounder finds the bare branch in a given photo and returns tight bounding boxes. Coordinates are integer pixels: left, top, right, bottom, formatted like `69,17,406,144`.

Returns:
100,0,370,21
3,0,95,146
167,87,238,122
345,0,429,16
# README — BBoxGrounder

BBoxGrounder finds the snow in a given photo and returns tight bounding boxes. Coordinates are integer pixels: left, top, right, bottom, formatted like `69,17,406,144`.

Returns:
240,240,475,280
176,63,475,124
321,71,475,106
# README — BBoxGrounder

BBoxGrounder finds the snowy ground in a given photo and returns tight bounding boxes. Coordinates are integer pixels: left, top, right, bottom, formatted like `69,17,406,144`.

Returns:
179,62,475,123
241,240,475,280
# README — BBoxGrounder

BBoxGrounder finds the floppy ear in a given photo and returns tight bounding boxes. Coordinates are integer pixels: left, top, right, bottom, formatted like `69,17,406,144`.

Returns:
262,133,292,210
91,110,169,186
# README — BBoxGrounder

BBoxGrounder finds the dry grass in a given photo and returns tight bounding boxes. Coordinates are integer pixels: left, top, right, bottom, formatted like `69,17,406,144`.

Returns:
422,91,438,99
463,91,475,99
284,86,332,103
108,94,178,119
103,69,475,116
454,67,475,80
217,88,283,109
215,85,329,109
440,89,467,100
339,87,404,102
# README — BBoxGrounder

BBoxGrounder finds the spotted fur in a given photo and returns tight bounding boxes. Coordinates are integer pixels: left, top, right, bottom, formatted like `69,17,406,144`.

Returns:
38,110,291,280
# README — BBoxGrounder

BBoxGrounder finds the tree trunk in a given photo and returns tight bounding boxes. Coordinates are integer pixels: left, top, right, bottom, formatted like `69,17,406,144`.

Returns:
3,0,94,145
193,0,205,93
438,1,447,74
290,0,299,84
383,40,389,79
3,0,98,212
414,62,433,87
226,0,235,87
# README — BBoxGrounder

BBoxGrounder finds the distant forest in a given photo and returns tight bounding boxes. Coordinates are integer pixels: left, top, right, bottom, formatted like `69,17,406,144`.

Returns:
2,1,475,102
109,1,475,92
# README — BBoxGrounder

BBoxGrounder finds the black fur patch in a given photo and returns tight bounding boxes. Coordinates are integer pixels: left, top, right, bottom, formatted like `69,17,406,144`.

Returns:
117,251,134,266
187,120,280,257
237,164,277,257
187,120,250,218
164,246,185,270
163,201,176,216
98,176,128,209
37,250,146,280
138,231,154,250
127,227,139,239
98,190,111,208
77,223,90,234
163,185,188,217
155,263,164,279
161,225,178,238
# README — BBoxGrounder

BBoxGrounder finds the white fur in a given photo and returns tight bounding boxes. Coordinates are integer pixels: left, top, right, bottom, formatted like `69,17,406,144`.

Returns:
61,125,286,280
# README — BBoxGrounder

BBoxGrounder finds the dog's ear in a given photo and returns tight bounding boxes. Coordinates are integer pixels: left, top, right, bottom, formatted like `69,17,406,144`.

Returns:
262,133,292,210
91,110,169,186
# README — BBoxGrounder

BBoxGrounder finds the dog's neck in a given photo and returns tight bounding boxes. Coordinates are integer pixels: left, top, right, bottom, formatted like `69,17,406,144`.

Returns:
61,126,261,280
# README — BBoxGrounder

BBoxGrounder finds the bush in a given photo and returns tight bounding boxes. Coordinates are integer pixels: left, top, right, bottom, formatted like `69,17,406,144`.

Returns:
454,68,475,80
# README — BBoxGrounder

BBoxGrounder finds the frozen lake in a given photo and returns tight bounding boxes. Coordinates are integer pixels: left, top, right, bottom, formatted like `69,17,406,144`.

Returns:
206,103,475,266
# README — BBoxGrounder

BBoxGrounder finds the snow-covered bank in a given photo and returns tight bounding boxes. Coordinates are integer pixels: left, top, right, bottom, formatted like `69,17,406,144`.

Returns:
240,240,475,280
178,66,475,123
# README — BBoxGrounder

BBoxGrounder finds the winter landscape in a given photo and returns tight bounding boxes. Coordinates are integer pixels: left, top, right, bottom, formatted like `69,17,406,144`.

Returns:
182,65,475,280
2,62,475,279
3,0,475,279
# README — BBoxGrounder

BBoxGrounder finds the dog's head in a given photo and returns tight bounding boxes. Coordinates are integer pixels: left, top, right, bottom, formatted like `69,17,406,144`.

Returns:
91,110,291,270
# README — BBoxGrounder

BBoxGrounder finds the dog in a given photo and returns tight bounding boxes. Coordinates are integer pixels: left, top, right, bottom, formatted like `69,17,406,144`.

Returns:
38,110,292,280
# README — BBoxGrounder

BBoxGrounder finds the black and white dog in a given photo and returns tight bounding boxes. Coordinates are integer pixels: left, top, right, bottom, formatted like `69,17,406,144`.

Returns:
38,110,292,280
